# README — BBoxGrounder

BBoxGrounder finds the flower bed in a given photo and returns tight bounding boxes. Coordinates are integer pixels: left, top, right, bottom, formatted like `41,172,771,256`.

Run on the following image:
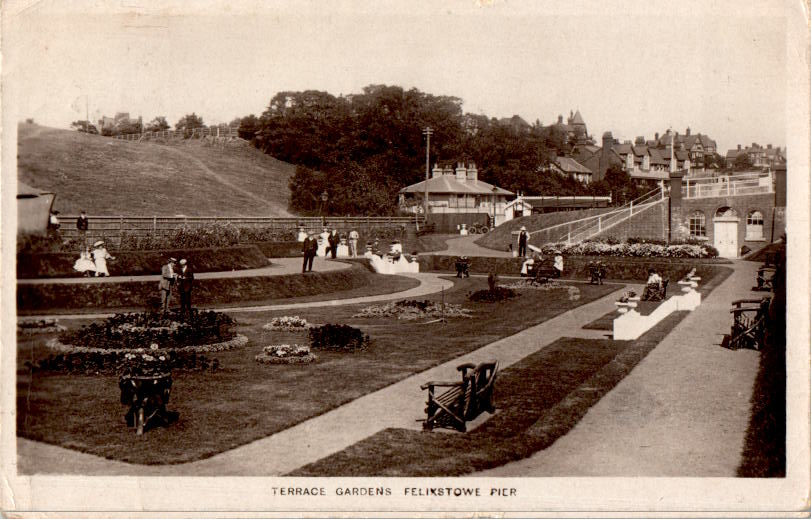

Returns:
255,344,317,365
539,240,718,258
498,280,581,300
468,287,518,303
57,309,237,351
17,318,66,334
262,316,313,331
352,300,472,320
308,324,369,352
28,345,222,375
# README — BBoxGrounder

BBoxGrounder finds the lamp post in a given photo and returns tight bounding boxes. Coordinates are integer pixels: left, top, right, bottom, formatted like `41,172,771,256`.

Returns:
492,186,499,229
422,127,433,226
320,191,328,223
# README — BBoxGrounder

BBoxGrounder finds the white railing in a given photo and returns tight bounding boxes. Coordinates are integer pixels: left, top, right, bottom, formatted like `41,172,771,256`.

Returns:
112,125,241,142
683,172,773,199
551,187,665,245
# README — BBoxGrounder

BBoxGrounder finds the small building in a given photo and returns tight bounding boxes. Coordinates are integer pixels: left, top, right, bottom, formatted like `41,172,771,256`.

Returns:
398,162,513,232
17,181,55,234
550,157,593,184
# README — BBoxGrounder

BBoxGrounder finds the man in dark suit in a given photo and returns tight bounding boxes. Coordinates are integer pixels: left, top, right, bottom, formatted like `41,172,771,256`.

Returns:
517,226,528,257
177,258,194,315
327,228,340,259
76,210,89,247
302,233,318,272
159,257,177,313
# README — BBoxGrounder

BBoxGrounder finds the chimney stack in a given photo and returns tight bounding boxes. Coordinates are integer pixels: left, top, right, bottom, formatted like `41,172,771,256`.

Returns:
767,144,772,149
686,127,691,136
455,162,466,183
655,132,660,141
557,115,563,124
737,144,742,150
431,163,442,178
466,162,478,182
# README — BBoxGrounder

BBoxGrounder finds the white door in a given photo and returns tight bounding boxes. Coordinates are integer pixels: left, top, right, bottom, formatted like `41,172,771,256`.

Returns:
714,218,739,258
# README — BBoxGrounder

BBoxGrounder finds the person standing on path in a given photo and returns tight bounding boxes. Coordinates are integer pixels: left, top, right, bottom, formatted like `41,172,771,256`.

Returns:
76,210,89,247
177,259,194,315
302,233,318,272
327,228,340,259
348,229,359,258
91,240,115,277
160,257,177,313
553,250,564,278
517,226,528,257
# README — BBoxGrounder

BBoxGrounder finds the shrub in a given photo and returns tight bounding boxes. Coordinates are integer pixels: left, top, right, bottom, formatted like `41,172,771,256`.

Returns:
540,239,718,259
468,287,518,302
24,349,219,375
308,324,369,352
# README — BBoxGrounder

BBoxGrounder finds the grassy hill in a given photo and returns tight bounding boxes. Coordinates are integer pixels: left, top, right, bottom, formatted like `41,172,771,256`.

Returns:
17,123,296,216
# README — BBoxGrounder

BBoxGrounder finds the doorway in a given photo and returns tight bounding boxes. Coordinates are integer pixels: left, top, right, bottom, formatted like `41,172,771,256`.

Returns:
713,216,739,258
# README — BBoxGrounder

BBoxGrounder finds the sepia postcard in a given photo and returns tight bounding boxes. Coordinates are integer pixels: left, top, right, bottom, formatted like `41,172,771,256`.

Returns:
2,0,809,516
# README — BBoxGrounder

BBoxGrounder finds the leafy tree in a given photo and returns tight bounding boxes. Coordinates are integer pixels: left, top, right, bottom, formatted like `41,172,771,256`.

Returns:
733,152,753,171
602,164,638,205
145,116,170,132
175,113,205,137
70,120,98,134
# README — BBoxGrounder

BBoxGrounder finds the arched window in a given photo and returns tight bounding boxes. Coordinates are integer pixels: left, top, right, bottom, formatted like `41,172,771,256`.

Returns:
689,211,706,237
746,210,764,240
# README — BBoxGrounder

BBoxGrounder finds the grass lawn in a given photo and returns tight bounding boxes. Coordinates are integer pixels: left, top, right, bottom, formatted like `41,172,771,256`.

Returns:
17,278,617,465
291,313,687,476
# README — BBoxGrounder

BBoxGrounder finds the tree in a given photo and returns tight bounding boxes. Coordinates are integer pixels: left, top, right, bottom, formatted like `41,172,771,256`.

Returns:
145,116,170,133
175,113,205,137
733,152,753,171
236,114,260,141
602,164,638,205
70,120,98,134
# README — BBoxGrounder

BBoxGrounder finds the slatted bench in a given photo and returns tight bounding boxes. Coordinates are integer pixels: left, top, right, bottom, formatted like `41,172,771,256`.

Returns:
525,262,558,285
755,266,776,291
642,278,669,301
420,361,499,432
721,297,771,351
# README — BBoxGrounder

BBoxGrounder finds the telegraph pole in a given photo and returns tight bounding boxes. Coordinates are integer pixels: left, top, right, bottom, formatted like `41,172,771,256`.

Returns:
422,126,433,225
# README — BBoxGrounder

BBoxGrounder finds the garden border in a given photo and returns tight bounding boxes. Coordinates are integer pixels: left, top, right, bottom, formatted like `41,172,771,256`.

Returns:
44,334,249,355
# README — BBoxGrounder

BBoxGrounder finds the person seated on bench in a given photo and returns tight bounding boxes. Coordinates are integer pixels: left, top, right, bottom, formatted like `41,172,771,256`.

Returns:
553,250,564,278
521,252,541,276
642,269,665,301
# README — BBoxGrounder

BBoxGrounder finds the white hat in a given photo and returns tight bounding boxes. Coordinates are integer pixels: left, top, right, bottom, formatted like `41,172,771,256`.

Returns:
179,259,187,265
520,226,527,231
93,240,104,247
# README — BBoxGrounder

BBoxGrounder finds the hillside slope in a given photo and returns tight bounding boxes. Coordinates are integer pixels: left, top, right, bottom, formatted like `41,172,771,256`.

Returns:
17,123,296,216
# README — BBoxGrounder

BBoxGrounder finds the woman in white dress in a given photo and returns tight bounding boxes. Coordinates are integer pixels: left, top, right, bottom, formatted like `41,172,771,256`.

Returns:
91,240,115,277
317,227,330,257
73,248,96,277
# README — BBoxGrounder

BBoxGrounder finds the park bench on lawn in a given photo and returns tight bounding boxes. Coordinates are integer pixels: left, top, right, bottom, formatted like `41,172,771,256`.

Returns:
525,261,559,285
720,297,771,351
421,361,499,432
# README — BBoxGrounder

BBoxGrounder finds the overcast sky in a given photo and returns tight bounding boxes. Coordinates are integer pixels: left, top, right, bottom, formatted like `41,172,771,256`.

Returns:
2,0,791,152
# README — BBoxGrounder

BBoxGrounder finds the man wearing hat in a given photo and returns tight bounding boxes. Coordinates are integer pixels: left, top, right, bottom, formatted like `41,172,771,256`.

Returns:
177,258,194,315
301,232,318,273
517,226,528,258
76,210,89,247
160,257,177,313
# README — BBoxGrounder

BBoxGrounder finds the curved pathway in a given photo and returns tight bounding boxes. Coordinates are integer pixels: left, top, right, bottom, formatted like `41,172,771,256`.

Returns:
427,234,512,258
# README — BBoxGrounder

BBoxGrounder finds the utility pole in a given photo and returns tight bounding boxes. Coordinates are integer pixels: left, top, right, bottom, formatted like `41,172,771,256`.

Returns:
422,127,433,225
85,95,89,133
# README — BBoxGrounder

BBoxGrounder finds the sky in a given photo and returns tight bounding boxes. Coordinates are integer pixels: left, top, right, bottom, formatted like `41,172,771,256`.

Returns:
2,0,792,153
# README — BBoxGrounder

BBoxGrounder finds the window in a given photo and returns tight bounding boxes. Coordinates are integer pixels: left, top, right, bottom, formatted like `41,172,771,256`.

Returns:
746,210,764,240
689,211,706,237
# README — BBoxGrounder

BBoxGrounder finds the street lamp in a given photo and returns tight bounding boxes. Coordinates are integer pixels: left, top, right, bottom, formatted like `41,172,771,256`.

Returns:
492,186,499,229
422,127,433,227
320,191,328,219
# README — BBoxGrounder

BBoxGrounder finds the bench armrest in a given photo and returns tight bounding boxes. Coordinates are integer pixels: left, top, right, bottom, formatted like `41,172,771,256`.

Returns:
732,298,767,305
456,362,476,372
420,381,464,390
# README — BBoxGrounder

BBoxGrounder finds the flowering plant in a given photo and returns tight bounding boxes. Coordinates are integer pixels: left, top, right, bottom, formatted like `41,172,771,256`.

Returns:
263,316,312,330
255,343,316,364
119,343,172,377
540,240,718,259
352,300,472,320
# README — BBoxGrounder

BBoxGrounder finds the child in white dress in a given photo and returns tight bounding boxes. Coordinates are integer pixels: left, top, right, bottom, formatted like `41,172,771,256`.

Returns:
91,241,115,277
73,249,96,277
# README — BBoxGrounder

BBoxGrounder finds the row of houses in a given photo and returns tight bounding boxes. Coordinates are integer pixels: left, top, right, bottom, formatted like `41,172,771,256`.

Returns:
725,143,785,169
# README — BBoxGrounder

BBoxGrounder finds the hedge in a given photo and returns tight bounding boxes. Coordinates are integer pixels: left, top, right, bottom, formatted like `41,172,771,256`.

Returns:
18,263,375,313
417,254,730,282
17,245,269,279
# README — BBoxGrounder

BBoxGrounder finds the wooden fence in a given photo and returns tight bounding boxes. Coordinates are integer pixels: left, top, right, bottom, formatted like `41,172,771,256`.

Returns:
112,125,241,142
57,215,425,247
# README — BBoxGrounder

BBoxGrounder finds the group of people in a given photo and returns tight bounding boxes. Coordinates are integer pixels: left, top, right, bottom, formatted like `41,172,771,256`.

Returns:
300,226,361,273
72,240,115,277
159,257,195,314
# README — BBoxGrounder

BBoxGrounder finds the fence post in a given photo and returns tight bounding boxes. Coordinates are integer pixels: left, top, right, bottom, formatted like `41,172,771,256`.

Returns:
153,216,157,232
629,201,634,216
598,216,602,233
119,216,124,248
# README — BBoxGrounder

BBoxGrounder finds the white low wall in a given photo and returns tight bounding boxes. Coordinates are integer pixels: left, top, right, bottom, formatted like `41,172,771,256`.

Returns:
365,253,420,275
614,278,701,340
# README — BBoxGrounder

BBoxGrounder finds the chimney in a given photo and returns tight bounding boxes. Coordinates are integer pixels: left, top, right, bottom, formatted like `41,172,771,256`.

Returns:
767,144,772,149
431,163,443,178
686,127,691,136
599,131,613,181
557,115,563,124
444,165,454,177
455,162,466,182
466,162,478,182
737,144,741,150
655,132,660,141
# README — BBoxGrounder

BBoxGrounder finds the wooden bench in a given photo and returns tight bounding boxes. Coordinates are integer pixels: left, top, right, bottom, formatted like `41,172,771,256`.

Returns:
721,297,771,351
525,261,559,285
416,223,436,236
454,257,470,278
641,278,669,301
420,361,498,432
588,262,606,285
755,265,776,291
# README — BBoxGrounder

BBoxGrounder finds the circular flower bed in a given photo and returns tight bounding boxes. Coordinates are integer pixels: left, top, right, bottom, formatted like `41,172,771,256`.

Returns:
308,324,369,352
17,318,66,334
468,287,518,303
352,300,472,320
55,309,240,352
255,344,317,365
262,315,313,331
